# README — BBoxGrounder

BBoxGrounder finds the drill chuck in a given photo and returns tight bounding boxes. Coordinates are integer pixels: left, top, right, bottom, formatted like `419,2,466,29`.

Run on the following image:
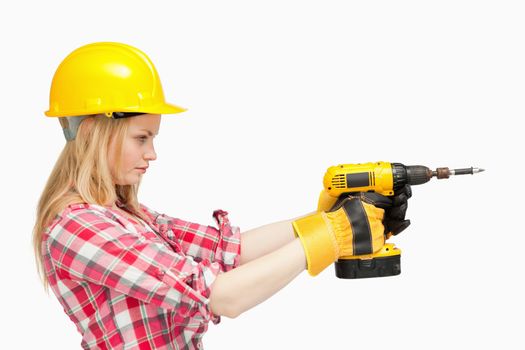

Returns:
392,163,433,189
393,163,485,189
406,165,434,186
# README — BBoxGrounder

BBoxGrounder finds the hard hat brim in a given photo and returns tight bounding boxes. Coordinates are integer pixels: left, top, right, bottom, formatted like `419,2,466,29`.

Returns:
45,102,187,117
143,102,187,115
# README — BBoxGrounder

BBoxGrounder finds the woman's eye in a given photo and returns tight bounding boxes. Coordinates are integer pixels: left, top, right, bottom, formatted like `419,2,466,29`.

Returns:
137,136,148,143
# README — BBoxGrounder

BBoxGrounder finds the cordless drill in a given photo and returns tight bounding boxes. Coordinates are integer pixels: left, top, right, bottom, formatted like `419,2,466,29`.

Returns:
317,161,484,279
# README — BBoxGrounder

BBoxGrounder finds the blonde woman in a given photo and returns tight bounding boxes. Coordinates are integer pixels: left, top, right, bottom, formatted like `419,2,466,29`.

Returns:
34,42,410,349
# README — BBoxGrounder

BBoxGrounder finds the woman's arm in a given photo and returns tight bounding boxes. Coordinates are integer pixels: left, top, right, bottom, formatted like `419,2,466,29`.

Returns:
210,213,315,317
239,211,315,265
209,238,306,318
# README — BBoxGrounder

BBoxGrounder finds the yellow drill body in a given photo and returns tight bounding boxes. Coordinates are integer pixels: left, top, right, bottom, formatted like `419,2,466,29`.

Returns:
318,161,396,211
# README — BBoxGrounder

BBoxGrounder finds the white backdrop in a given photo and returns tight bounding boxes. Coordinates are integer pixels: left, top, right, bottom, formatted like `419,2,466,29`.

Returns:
1,1,523,349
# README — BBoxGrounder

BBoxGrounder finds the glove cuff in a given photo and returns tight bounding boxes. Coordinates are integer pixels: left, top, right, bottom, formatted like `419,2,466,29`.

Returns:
317,189,338,212
292,212,338,276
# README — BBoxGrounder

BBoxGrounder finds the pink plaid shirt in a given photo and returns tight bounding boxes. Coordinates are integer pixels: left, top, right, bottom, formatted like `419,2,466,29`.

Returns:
42,201,241,349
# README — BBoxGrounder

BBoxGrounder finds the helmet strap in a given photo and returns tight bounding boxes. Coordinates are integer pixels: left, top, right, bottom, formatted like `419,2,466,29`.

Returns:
59,116,90,141
59,112,146,141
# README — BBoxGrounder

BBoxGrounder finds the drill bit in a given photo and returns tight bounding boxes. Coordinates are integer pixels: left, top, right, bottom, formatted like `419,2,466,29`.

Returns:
433,167,485,179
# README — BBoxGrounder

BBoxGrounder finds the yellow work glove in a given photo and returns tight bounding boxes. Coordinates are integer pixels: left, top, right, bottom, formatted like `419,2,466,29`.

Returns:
317,186,412,238
317,189,338,212
293,193,392,276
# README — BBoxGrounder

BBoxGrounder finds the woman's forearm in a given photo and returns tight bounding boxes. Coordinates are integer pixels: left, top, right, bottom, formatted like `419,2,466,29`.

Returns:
209,238,306,318
239,211,315,265
239,218,295,265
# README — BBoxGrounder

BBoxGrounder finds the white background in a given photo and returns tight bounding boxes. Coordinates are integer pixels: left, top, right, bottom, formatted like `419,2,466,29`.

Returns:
1,1,524,349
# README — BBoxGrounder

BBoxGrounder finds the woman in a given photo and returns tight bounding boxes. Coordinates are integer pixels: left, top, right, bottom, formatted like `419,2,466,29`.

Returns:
33,42,409,349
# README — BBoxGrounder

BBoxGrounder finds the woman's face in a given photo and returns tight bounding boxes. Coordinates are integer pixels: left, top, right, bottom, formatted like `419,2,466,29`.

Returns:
108,114,161,185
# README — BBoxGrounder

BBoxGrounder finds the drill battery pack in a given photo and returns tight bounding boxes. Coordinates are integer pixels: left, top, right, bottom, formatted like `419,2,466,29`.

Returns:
334,254,401,279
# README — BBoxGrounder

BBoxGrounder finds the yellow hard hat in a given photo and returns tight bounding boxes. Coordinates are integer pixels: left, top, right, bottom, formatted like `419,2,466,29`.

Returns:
45,42,186,117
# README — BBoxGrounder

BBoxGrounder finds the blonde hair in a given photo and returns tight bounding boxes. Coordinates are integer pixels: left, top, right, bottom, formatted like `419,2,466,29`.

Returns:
33,115,149,290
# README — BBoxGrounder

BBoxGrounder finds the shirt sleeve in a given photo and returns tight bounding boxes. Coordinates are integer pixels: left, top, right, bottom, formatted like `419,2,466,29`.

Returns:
139,203,241,273
46,206,221,321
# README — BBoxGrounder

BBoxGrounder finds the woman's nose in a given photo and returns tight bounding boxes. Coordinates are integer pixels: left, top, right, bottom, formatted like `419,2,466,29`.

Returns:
145,146,157,161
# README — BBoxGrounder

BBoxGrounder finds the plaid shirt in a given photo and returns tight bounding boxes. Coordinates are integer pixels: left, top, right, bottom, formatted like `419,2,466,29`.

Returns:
42,201,241,349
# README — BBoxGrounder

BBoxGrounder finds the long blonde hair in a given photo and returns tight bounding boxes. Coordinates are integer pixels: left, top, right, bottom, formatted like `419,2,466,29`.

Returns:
33,115,149,290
